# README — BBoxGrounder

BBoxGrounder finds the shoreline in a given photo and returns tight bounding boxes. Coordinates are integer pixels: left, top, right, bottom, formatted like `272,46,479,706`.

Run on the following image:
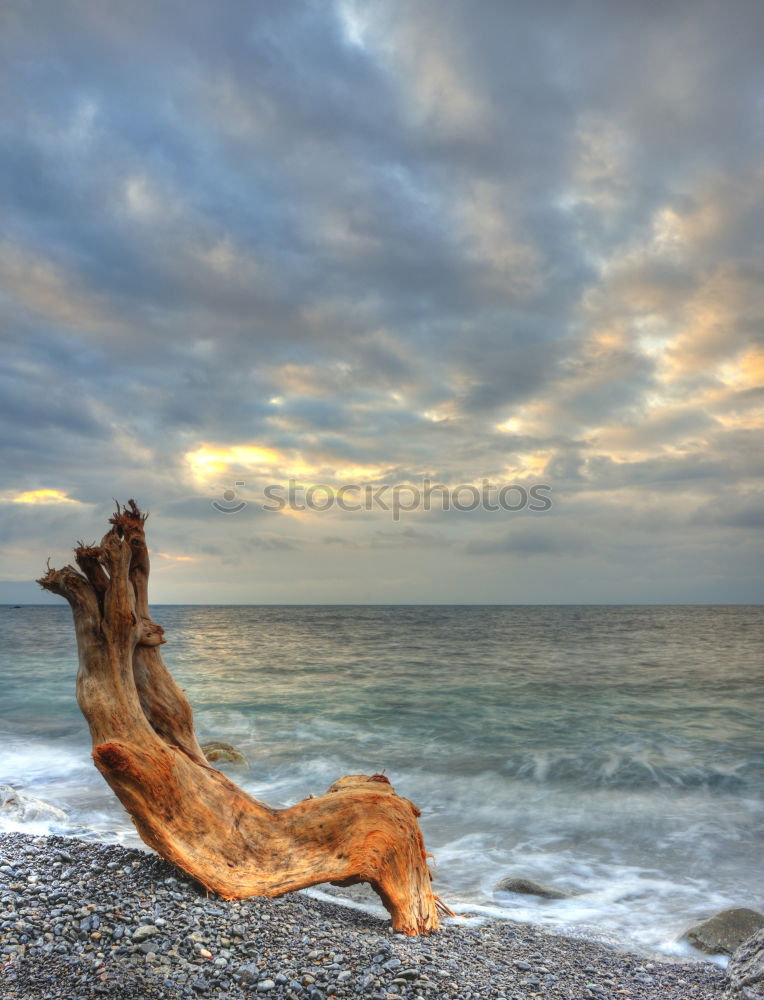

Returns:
0,831,725,1000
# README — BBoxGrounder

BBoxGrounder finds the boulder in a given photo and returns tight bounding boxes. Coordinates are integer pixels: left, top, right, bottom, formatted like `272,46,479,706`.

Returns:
724,928,764,1000
684,908,764,956
200,741,248,766
494,876,572,900
0,784,68,824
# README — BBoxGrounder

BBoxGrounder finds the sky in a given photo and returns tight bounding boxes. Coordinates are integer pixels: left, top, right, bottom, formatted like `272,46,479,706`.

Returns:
1,0,763,604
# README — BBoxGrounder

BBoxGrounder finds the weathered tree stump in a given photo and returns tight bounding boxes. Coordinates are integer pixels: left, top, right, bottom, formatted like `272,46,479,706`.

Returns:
38,500,450,934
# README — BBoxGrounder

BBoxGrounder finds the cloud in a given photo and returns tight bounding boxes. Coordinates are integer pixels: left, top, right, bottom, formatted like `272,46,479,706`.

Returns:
0,0,762,601
465,527,588,558
8,489,84,506
694,493,764,530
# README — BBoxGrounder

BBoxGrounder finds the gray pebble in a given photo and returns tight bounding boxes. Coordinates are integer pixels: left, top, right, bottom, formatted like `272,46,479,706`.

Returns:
131,923,159,942
0,831,725,1000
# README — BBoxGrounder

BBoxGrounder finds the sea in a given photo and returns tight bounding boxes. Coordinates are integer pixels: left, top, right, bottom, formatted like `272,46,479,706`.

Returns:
1,604,762,963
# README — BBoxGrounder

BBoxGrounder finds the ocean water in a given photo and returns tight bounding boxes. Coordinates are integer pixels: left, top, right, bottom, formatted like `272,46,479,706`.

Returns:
1,604,762,961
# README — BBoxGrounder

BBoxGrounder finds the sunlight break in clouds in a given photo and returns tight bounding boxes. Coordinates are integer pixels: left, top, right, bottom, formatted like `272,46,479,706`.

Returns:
186,445,285,481
152,550,196,563
186,445,386,489
9,490,82,505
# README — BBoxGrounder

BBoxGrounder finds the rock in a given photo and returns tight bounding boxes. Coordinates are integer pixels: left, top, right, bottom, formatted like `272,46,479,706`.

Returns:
238,963,260,983
725,929,764,999
200,741,248,766
131,923,159,943
0,828,727,1000
494,876,571,900
684,909,764,956
0,785,68,824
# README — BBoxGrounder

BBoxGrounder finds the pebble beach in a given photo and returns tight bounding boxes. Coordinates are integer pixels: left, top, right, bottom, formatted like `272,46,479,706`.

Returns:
0,832,725,1000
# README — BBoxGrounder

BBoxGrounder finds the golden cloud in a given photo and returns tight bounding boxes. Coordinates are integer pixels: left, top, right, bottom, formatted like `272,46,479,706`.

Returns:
9,489,82,505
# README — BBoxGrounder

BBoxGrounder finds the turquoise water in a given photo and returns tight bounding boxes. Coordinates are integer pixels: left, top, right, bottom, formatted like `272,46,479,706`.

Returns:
1,604,762,958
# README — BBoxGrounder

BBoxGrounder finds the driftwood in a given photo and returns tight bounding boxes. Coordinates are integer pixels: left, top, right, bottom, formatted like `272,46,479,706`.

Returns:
38,500,451,934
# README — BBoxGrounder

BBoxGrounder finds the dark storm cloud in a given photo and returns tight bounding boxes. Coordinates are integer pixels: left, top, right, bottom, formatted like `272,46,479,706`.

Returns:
465,528,588,558
694,494,764,530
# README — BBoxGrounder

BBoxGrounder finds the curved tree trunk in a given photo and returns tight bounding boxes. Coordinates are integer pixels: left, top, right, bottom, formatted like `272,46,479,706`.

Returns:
38,501,451,934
